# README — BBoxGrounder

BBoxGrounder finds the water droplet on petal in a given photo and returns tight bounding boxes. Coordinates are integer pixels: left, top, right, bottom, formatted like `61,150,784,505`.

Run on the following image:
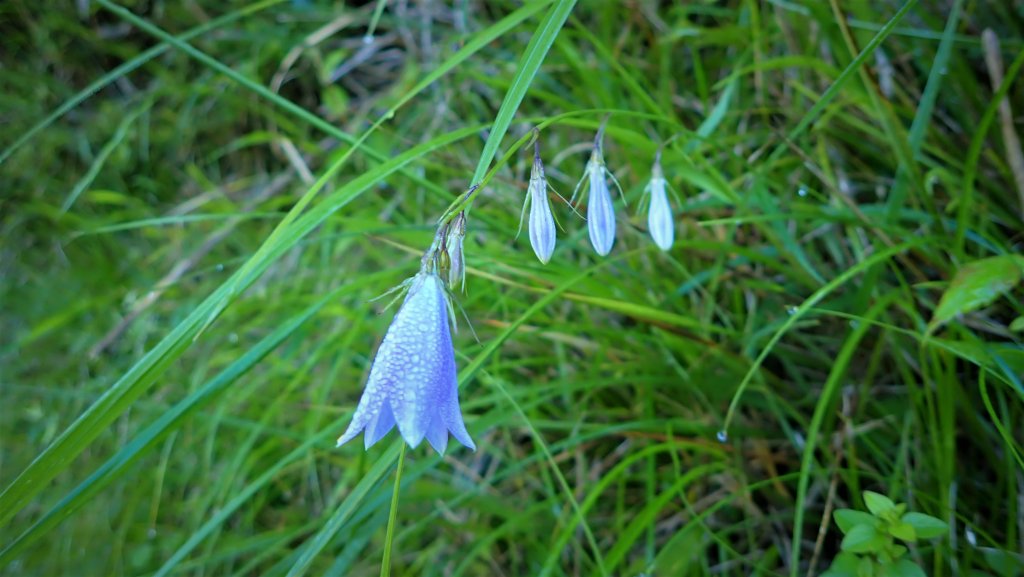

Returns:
716,430,728,443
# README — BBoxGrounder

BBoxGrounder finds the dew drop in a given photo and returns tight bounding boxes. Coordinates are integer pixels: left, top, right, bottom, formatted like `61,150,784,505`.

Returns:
797,187,808,197
716,430,729,443
786,306,798,315
362,34,374,45
215,263,224,272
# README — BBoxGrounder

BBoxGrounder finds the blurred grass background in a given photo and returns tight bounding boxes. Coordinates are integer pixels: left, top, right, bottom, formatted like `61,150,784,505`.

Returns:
2,0,1024,575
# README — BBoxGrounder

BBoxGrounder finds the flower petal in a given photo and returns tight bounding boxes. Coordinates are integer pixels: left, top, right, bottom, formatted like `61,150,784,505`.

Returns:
425,414,449,454
336,376,386,447
364,401,396,449
384,274,449,447
528,174,556,264
587,162,616,256
442,383,475,451
647,177,674,251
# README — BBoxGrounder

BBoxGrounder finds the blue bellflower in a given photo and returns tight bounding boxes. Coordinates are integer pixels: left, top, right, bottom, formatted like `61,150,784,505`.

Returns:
525,141,556,264
646,152,674,251
584,150,616,256
572,121,621,257
337,272,475,453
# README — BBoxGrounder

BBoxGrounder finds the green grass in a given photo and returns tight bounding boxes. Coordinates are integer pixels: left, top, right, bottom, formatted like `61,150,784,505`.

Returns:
2,1,1023,576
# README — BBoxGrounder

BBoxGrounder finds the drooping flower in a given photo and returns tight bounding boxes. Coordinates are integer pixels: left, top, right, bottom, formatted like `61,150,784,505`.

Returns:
524,140,556,264
646,150,674,251
337,271,475,453
572,120,621,257
585,152,616,255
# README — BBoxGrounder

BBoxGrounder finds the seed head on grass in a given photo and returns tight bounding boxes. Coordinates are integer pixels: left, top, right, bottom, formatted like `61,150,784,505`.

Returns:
337,235,475,454
572,117,623,256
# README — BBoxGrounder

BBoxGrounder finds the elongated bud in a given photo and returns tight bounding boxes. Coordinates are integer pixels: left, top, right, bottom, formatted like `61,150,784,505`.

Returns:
586,150,616,256
527,141,556,264
647,151,674,251
446,211,466,291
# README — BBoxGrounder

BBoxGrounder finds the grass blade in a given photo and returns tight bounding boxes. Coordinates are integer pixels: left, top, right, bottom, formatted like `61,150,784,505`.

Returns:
468,0,576,188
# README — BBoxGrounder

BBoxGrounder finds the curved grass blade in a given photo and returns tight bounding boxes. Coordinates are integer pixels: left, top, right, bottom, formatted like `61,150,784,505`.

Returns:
467,0,576,189
287,254,618,577
61,102,150,213
788,293,900,577
955,43,1024,256
721,238,927,437
0,125,479,532
151,424,375,577
92,0,553,333
765,0,919,164
0,281,370,567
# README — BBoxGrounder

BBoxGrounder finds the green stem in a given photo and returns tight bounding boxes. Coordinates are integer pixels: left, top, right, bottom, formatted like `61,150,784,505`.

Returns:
380,444,407,577
365,0,389,42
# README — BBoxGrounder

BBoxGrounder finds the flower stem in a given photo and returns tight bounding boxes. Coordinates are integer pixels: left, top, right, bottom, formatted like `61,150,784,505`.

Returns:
379,443,407,577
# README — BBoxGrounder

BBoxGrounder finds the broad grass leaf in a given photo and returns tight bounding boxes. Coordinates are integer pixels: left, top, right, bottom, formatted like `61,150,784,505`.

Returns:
929,255,1024,331
1010,316,1024,332
651,523,707,575
981,547,1024,577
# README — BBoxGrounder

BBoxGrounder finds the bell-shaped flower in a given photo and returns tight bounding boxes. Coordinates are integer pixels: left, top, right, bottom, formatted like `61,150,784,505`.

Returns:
523,141,556,263
571,122,622,257
584,152,616,255
337,272,475,453
645,153,674,251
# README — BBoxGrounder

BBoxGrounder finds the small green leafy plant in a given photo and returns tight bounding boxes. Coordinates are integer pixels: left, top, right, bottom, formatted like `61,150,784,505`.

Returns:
823,491,948,577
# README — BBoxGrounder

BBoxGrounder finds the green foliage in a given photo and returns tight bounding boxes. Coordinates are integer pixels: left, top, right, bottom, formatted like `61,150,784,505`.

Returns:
929,255,1024,332
825,491,948,577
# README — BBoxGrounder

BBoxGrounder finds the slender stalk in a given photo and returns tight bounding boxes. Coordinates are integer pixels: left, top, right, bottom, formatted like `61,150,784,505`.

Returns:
380,444,407,577
365,0,389,42
593,114,610,152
